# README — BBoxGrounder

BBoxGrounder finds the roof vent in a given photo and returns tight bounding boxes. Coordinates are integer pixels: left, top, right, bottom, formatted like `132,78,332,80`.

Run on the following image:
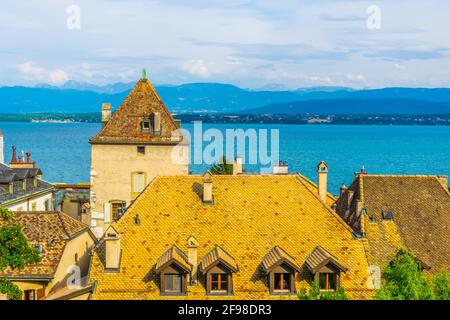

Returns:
134,214,141,226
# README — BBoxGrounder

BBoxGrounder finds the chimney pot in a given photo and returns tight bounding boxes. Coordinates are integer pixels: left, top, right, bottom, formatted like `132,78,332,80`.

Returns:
339,183,347,197
317,161,328,202
10,146,18,164
26,152,31,164
101,103,112,129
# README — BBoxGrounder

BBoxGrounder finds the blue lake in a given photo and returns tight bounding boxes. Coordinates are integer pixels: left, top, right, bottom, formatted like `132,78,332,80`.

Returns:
1,122,450,194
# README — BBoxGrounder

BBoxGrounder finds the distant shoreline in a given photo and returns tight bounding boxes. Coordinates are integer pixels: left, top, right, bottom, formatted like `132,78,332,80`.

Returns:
1,113,450,126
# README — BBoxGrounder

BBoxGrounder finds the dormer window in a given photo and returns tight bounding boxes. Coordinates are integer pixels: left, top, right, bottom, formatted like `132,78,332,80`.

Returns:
141,118,151,132
305,246,348,292
261,246,300,295
155,246,191,296
201,246,238,296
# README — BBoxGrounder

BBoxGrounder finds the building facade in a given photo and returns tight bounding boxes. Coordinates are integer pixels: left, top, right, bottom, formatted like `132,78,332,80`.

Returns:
89,72,189,238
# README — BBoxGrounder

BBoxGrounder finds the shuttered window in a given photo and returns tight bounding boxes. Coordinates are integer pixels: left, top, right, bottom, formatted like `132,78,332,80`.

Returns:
132,172,146,193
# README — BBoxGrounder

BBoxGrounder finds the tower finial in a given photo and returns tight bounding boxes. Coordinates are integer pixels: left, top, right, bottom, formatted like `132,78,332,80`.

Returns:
141,68,147,80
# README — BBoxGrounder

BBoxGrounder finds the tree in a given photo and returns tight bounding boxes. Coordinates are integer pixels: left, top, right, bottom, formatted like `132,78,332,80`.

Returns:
375,249,434,300
432,270,450,300
0,207,41,300
209,156,234,175
298,281,348,300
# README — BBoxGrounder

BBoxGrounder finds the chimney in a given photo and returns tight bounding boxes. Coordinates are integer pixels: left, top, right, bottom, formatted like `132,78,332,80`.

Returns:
26,152,31,164
347,190,354,208
339,183,347,197
273,161,288,175
153,112,161,136
317,161,328,202
105,227,121,271
233,156,243,175
10,146,18,164
101,103,112,129
187,236,199,285
202,172,213,204
0,130,3,164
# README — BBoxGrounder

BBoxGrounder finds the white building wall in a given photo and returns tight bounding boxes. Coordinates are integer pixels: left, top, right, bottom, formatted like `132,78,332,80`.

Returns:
5,192,53,212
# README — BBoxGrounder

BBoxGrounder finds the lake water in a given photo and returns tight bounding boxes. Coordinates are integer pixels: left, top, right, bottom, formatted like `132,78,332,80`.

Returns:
1,122,450,194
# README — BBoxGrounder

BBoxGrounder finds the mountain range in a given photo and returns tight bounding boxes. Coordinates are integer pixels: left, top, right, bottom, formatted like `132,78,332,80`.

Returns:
1,81,450,115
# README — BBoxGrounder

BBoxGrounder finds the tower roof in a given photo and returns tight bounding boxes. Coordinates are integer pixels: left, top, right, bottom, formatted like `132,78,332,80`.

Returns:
90,77,180,145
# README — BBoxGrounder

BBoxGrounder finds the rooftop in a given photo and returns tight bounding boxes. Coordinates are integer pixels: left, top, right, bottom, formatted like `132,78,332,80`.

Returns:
0,211,90,279
89,174,371,299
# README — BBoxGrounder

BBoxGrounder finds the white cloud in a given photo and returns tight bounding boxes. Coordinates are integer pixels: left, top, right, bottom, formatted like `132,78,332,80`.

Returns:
18,61,69,85
394,63,406,70
346,74,367,82
49,70,69,85
182,59,210,77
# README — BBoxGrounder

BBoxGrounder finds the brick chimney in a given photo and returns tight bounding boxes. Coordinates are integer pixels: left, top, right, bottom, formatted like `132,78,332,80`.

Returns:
187,236,199,285
10,146,18,164
202,172,213,204
233,156,243,175
101,103,112,129
105,227,121,271
317,161,328,203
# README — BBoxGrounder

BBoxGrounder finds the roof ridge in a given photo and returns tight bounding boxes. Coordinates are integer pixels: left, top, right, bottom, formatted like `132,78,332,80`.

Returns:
295,174,356,235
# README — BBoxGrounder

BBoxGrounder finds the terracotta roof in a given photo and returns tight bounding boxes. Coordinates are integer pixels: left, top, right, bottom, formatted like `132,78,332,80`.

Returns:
201,246,238,273
155,246,191,273
90,78,181,145
334,174,450,272
88,174,372,299
261,246,301,272
0,211,90,279
305,246,348,273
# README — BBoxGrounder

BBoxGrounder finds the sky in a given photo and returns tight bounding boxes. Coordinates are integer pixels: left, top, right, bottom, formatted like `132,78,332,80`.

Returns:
1,0,450,89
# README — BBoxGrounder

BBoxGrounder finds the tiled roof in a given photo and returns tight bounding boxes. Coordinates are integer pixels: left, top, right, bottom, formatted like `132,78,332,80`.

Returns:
155,246,191,273
89,174,372,299
305,246,348,273
90,78,181,145
334,174,450,272
0,211,90,279
261,246,300,272
201,246,238,273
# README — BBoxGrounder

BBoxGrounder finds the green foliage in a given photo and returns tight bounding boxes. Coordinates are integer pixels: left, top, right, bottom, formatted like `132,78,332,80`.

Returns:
0,278,22,300
0,224,41,272
432,270,450,300
376,249,434,300
298,281,348,300
0,207,13,221
209,156,234,175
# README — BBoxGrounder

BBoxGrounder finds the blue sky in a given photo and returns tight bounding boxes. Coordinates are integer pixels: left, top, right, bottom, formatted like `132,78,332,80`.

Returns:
1,0,449,89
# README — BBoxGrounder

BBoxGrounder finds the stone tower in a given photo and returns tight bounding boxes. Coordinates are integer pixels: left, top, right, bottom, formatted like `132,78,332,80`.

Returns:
89,71,189,237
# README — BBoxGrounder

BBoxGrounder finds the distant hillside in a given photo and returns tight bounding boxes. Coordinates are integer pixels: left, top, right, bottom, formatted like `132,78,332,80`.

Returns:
243,99,450,115
1,83,450,114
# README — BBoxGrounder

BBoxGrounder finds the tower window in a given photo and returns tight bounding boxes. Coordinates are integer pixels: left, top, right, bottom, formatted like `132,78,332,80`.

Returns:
137,146,145,154
142,119,151,132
